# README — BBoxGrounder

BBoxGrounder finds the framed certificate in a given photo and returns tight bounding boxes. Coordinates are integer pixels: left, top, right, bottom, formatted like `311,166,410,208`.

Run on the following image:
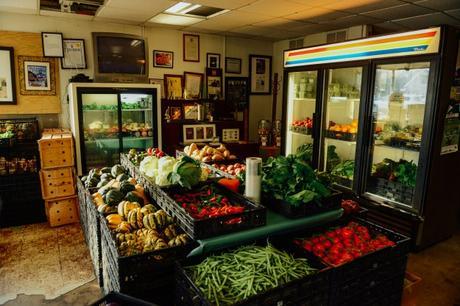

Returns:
41,32,64,58
61,39,87,69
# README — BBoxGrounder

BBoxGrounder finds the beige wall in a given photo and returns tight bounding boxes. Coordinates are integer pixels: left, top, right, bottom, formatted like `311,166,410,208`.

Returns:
0,12,273,141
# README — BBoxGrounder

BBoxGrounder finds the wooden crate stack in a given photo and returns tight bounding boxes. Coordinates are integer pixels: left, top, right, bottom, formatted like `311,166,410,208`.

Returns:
38,129,78,227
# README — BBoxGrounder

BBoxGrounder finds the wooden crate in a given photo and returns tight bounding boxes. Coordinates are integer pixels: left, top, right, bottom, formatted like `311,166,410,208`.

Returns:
45,195,78,227
42,128,72,135
40,167,76,199
38,133,74,169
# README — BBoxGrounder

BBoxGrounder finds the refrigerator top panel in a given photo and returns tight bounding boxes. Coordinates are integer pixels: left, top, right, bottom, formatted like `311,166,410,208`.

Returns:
284,27,441,68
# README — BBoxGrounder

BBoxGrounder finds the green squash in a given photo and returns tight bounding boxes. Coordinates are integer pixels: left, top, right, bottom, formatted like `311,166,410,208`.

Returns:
100,167,112,174
100,173,113,181
81,176,88,182
111,164,125,177
116,173,130,182
85,177,99,188
120,181,135,195
97,179,110,188
105,189,124,206
125,191,144,205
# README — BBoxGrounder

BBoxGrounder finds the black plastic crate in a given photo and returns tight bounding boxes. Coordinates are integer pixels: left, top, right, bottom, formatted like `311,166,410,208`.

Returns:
369,178,415,204
175,239,331,306
158,182,266,240
264,189,343,219
0,118,39,142
326,130,357,142
0,137,15,147
289,125,313,135
99,207,195,305
90,292,158,306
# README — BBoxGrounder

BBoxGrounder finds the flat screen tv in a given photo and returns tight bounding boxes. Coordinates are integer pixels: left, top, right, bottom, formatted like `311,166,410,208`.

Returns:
92,32,148,83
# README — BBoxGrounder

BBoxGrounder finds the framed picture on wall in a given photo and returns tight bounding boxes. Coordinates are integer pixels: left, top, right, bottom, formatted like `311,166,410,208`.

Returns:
225,77,249,111
207,53,220,68
61,39,87,69
149,78,165,99
183,124,216,143
18,56,56,96
183,34,200,62
41,32,64,58
153,50,173,68
184,72,203,100
170,106,182,120
0,47,16,105
183,104,199,120
225,57,241,74
164,74,183,99
206,68,222,100
249,54,272,95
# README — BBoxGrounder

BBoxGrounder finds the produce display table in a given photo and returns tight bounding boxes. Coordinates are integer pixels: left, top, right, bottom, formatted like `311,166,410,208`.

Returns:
189,208,343,256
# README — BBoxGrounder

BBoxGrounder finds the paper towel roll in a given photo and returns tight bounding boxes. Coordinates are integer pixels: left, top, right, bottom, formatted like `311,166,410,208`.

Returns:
245,157,262,203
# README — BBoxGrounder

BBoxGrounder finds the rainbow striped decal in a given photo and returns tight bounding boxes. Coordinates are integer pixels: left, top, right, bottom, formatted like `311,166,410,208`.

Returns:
284,27,440,68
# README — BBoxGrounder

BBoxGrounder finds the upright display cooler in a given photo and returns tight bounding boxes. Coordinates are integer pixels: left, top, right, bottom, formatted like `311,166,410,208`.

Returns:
282,26,460,248
68,83,162,175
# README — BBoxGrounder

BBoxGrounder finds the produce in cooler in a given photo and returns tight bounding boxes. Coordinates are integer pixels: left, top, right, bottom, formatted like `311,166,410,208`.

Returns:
185,244,317,305
374,123,422,150
127,147,165,165
211,162,245,176
372,158,417,187
290,117,313,135
184,143,237,163
295,221,395,266
327,120,358,140
172,184,245,220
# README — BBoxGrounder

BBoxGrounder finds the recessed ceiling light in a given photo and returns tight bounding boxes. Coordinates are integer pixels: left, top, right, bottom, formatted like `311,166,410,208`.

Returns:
163,1,228,18
165,2,195,14
182,4,202,14
149,13,203,26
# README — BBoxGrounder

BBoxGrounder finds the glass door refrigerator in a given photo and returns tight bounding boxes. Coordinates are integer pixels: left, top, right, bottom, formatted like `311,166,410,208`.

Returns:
68,83,162,176
282,26,460,249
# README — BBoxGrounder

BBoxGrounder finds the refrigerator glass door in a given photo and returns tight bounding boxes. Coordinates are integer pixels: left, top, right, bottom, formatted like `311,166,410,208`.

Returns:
322,67,362,189
81,93,120,170
120,93,154,152
285,71,318,159
365,62,430,208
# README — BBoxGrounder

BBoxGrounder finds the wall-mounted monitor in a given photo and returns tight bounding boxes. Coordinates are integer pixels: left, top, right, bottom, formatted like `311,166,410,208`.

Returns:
92,32,148,83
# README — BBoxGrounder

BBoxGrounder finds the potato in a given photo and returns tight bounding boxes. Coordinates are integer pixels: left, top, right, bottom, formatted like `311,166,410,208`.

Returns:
202,156,212,163
229,155,237,160
206,147,214,155
217,144,226,152
189,143,198,153
199,150,207,158
184,145,190,155
227,165,234,171
212,154,224,161
223,150,230,158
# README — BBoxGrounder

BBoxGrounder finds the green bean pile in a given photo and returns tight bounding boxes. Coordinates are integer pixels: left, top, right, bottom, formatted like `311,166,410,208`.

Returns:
185,244,317,305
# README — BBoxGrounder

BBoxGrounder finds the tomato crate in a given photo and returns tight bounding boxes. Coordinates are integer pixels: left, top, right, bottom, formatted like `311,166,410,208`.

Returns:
44,195,78,227
39,167,76,199
38,133,74,169
200,162,237,179
90,292,158,306
157,182,266,240
175,239,331,306
99,207,196,305
264,189,343,219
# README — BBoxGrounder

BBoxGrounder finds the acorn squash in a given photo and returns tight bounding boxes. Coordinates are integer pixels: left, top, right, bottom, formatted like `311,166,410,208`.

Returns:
120,181,135,195
105,189,124,206
124,191,144,205
111,164,125,177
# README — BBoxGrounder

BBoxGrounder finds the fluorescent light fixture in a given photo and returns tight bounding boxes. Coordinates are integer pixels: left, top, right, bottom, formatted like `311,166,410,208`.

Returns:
207,9,229,18
149,13,203,26
182,4,202,14
165,2,192,14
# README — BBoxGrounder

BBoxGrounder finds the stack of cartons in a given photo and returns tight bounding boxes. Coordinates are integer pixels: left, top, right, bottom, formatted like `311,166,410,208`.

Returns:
38,129,78,227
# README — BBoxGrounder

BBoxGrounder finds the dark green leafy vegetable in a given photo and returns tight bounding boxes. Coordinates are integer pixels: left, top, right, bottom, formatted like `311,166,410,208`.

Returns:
331,160,354,179
326,145,340,171
296,143,313,164
372,158,417,187
262,154,330,207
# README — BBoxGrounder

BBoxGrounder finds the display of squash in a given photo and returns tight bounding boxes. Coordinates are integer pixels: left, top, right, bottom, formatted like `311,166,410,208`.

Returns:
105,189,124,206
125,191,144,205
106,214,123,230
111,164,125,177
120,181,135,194
127,208,144,229
117,201,141,218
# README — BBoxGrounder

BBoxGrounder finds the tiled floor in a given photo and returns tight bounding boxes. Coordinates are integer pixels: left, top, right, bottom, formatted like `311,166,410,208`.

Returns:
0,223,99,305
1,223,459,305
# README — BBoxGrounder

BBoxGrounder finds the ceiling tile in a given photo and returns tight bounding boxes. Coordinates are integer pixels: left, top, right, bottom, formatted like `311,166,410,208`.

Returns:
446,8,460,19
237,0,311,17
252,18,312,30
187,0,257,10
186,10,272,31
362,4,435,20
179,26,222,34
288,0,345,7
106,0,175,14
97,6,156,21
39,10,94,20
393,12,460,28
324,0,405,14
229,26,299,40
286,7,350,23
323,14,382,28
414,0,460,11
0,0,37,14
371,21,409,33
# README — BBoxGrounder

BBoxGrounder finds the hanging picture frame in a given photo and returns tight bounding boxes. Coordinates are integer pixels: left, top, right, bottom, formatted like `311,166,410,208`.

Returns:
153,50,173,68
164,74,183,99
149,78,165,99
225,77,249,111
225,57,241,74
41,32,64,58
0,47,16,104
206,68,222,100
249,54,272,95
18,56,56,96
184,72,203,100
207,53,220,68
61,39,87,69
183,34,200,62
183,124,216,143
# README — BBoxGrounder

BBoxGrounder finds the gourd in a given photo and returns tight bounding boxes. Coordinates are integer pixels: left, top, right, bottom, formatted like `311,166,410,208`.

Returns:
127,208,144,229
100,173,113,181
106,214,123,230
97,204,117,214
96,179,110,188
111,164,125,177
105,190,124,206
140,204,155,216
120,181,135,195
117,201,141,219
143,210,168,230
124,191,144,205
163,224,177,240
100,167,112,174
168,234,189,247
116,221,132,233
116,173,130,182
